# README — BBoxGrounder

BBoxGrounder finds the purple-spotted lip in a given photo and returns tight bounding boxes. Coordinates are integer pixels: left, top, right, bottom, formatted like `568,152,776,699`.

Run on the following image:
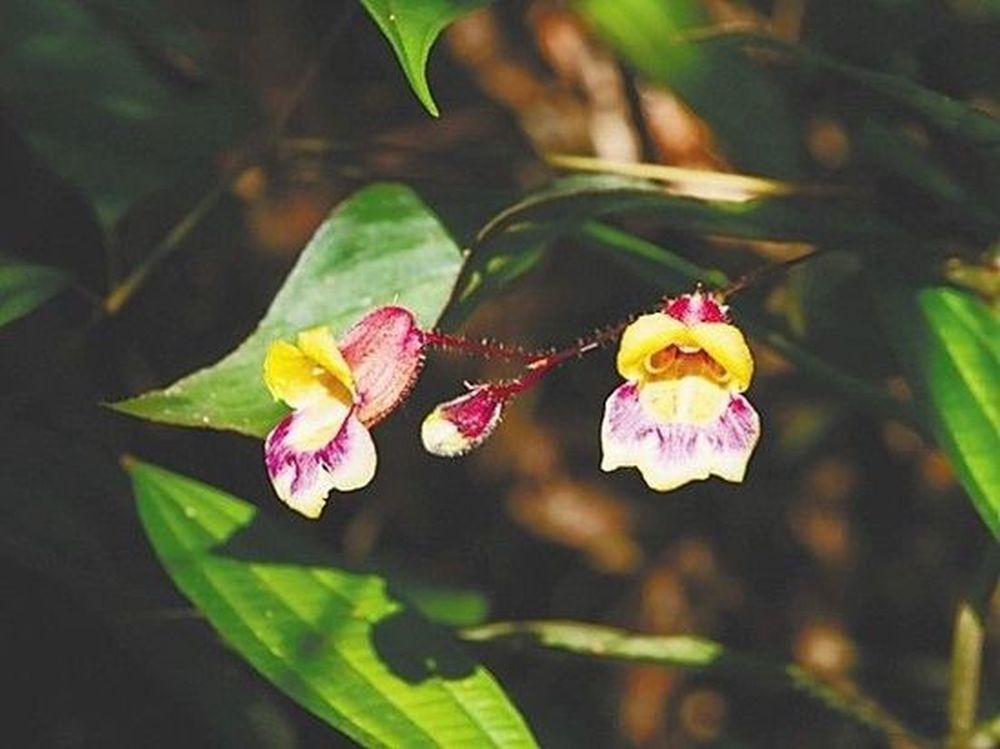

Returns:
264,402,377,517
601,381,760,491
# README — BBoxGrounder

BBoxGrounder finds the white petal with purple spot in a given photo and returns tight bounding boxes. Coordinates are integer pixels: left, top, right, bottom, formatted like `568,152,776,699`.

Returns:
601,382,760,492
265,405,377,518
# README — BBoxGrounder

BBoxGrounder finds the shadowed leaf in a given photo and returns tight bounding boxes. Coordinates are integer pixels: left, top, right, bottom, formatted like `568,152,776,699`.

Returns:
0,259,72,328
0,0,253,227
129,459,537,748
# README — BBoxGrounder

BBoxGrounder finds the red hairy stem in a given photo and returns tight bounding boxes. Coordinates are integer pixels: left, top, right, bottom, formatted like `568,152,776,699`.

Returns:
421,330,535,363
489,319,632,399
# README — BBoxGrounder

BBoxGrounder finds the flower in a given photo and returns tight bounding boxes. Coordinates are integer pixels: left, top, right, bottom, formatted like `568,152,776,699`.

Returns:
601,291,760,491
263,306,424,518
421,383,507,457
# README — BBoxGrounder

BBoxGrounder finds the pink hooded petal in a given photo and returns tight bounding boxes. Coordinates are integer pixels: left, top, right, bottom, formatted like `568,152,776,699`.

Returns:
601,382,760,492
663,291,729,325
338,306,425,426
422,384,505,457
265,406,377,518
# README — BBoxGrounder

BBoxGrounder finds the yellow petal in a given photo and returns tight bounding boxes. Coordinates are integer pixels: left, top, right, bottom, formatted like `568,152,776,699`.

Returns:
617,313,754,391
616,313,686,381
297,326,355,395
688,323,754,391
263,340,332,409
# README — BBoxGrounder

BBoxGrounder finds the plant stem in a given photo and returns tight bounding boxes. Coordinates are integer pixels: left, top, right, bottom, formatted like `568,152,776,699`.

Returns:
421,330,535,363
461,620,932,747
947,546,1000,749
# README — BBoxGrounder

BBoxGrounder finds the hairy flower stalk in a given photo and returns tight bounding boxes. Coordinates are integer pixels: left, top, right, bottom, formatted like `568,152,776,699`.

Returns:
423,289,761,494
264,290,760,516
422,322,630,456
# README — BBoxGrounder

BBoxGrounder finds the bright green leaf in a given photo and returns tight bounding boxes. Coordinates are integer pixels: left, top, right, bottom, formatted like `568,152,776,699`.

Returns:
882,286,1000,540
128,459,537,748
358,0,491,116
0,0,253,227
0,259,72,328
112,183,463,437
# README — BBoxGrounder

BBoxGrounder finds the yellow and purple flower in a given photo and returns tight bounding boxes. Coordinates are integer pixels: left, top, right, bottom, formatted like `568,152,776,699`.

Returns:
601,291,760,491
263,306,424,518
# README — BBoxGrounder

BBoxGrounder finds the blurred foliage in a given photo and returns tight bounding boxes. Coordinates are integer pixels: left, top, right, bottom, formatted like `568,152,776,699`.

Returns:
0,256,72,328
1,0,997,747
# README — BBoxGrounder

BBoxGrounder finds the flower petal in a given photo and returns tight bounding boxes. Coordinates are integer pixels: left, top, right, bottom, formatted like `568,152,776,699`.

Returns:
296,326,355,395
339,306,425,426
263,330,354,409
264,404,376,518
688,323,753,391
422,385,505,457
616,313,753,391
601,382,760,492
663,291,729,325
616,313,686,381
263,341,329,409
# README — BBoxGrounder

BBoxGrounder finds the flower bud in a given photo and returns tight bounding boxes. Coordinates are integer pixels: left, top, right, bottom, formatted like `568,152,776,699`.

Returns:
422,384,506,457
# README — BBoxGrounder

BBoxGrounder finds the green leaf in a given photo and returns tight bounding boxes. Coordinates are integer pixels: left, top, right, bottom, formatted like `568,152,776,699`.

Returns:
0,259,72,328
0,0,253,227
128,459,538,748
112,183,463,437
461,620,926,744
881,286,1000,540
358,0,491,116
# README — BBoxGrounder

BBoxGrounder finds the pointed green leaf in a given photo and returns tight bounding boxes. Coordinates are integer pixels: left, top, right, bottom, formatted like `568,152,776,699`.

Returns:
129,460,537,748
112,183,463,437
881,287,1000,540
358,0,491,116
0,259,72,328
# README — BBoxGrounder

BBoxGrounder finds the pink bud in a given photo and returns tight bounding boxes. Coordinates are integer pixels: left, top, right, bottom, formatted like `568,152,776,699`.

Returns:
421,384,506,457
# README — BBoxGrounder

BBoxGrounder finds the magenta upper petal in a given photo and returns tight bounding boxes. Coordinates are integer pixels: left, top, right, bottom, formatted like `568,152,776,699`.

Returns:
265,406,377,518
338,306,425,426
601,382,760,491
663,291,729,324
